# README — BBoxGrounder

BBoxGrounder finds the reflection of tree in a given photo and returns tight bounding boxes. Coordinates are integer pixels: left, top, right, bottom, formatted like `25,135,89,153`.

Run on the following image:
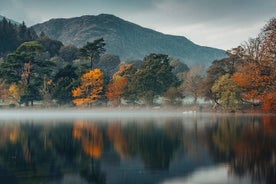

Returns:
73,121,104,158
209,116,276,184
80,158,106,184
124,122,181,170
0,122,107,184
0,123,63,184
0,124,21,145
72,120,106,183
212,118,241,159
231,116,276,184
107,123,129,158
48,124,80,160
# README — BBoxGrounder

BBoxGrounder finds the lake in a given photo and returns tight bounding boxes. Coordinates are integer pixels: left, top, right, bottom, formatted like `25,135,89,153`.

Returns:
0,110,275,184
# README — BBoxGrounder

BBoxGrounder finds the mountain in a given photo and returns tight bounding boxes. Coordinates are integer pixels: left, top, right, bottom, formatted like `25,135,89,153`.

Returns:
32,14,226,66
0,15,19,25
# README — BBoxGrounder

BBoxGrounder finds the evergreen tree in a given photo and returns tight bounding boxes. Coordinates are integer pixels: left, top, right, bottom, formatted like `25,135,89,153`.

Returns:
78,38,106,69
125,53,180,105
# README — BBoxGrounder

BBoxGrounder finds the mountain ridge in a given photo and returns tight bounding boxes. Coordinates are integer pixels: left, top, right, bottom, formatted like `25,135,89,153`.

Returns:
0,15,19,25
32,14,226,66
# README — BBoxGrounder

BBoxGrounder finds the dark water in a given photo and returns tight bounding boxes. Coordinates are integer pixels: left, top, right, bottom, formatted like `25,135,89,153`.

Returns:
0,111,275,184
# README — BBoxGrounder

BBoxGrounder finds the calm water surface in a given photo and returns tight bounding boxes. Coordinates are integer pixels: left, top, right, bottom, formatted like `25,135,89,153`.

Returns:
0,111,275,184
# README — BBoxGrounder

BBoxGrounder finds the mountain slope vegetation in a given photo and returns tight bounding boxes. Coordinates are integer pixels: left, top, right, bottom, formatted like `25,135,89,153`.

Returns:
32,14,226,66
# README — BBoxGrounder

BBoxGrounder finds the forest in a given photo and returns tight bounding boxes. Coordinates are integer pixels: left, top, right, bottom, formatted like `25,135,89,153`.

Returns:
0,17,275,112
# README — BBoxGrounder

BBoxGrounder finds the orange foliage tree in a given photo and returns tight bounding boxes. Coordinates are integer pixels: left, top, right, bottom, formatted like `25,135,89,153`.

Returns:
105,63,133,106
72,68,104,106
106,77,127,106
232,19,276,112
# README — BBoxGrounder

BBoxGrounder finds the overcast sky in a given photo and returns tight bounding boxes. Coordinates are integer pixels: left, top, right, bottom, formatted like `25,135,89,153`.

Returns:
1,0,275,50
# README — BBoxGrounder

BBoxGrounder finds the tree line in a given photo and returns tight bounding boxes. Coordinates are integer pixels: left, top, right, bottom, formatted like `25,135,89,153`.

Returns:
0,18,275,112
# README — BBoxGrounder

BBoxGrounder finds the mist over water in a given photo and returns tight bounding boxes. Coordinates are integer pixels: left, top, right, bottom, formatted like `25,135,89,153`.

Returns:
0,108,198,121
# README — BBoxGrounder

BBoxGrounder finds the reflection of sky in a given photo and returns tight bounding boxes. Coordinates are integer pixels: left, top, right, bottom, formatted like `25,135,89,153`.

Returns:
54,174,89,184
98,146,214,184
162,165,251,184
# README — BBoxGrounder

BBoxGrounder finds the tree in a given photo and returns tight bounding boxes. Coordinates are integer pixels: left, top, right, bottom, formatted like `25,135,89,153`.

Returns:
72,69,104,106
203,47,242,104
106,77,127,106
0,19,37,56
52,65,78,105
79,38,106,69
230,19,276,112
163,87,183,105
211,74,241,111
168,57,189,76
125,53,180,105
96,54,121,77
105,63,133,106
0,41,55,106
182,65,204,104
59,45,78,62
8,83,24,104
37,34,63,57
0,81,9,102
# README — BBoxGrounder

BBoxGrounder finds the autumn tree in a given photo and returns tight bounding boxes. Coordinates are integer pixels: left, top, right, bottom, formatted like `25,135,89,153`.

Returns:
9,83,24,104
182,64,204,104
211,74,241,111
163,87,183,105
231,18,276,111
72,68,104,106
106,77,127,106
203,48,242,104
79,38,106,69
105,63,133,106
259,18,276,111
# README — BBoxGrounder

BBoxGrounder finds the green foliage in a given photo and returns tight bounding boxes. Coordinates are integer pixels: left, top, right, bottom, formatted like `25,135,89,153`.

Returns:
169,57,189,75
78,38,106,69
0,18,37,56
37,34,63,57
59,45,78,62
96,54,120,77
124,53,180,105
52,64,78,105
0,41,55,106
211,74,241,111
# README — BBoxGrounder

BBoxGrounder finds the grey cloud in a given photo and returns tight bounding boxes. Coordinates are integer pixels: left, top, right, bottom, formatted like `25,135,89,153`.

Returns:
1,0,275,49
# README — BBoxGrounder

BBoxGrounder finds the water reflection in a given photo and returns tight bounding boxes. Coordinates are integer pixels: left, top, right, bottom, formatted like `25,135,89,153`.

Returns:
0,113,275,184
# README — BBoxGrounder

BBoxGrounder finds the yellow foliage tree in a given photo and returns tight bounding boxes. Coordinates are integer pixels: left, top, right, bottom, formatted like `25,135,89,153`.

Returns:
72,68,104,106
9,83,23,104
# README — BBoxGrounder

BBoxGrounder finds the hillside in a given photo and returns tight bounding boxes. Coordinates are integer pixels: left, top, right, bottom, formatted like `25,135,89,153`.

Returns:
0,15,19,25
32,14,226,66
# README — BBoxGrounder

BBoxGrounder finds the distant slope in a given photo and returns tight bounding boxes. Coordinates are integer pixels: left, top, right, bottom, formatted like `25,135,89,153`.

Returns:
0,15,19,25
32,14,226,66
